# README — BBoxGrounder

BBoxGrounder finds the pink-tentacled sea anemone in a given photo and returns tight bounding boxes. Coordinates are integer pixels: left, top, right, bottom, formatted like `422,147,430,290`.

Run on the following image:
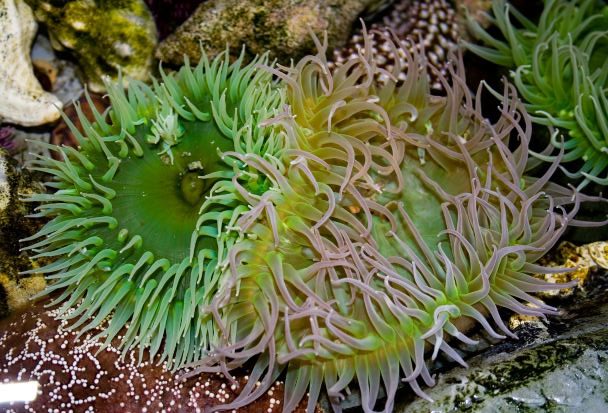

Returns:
187,32,603,412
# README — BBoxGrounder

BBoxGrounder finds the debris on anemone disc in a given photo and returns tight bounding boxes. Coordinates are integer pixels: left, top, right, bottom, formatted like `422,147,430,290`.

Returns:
188,31,604,412
465,0,608,189
331,0,461,90
23,49,284,370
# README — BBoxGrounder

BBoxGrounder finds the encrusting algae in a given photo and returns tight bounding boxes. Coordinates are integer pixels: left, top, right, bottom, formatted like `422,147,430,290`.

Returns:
25,0,157,93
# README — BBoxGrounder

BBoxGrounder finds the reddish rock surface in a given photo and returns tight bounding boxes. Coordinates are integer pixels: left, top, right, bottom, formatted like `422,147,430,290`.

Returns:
0,301,319,413
51,94,109,156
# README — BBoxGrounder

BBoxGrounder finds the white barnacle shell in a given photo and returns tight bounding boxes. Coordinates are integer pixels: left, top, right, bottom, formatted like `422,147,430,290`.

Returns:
0,0,62,126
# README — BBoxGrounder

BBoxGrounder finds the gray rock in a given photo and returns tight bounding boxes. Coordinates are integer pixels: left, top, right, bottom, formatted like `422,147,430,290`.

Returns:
400,324,608,412
156,0,393,66
31,34,84,105
26,0,158,93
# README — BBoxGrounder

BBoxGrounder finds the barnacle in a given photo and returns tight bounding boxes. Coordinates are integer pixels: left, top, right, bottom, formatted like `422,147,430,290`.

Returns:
465,0,608,188
189,33,595,412
23,51,284,369
332,0,461,90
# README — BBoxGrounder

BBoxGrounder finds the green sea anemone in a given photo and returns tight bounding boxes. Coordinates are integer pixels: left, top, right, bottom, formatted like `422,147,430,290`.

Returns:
465,0,608,188
185,34,599,412
23,50,284,369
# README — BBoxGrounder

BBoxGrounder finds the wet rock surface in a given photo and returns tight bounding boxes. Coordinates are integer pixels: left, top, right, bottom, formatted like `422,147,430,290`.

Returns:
144,0,205,40
0,300,322,413
398,291,608,412
156,0,386,66
0,0,63,127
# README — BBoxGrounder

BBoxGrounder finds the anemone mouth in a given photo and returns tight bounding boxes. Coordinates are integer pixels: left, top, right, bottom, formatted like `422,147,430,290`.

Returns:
24,51,284,370
103,119,233,263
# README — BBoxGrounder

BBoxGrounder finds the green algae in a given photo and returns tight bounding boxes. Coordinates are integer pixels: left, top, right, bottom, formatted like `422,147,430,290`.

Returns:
26,0,157,92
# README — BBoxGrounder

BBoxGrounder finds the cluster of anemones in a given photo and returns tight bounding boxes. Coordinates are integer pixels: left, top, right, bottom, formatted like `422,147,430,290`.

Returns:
25,29,598,413
466,0,608,189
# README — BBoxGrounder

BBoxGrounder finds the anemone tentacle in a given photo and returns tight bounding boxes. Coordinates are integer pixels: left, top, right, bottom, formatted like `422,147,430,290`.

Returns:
184,34,592,413
465,0,608,189
24,50,284,369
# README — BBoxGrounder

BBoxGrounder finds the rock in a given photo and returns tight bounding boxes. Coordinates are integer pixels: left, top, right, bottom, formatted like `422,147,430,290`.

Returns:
25,0,158,93
535,240,608,299
395,276,608,413
144,0,205,40
155,0,384,66
399,324,608,412
31,59,58,92
0,151,44,256
0,0,63,127
0,150,46,318
31,33,84,105
0,254,45,319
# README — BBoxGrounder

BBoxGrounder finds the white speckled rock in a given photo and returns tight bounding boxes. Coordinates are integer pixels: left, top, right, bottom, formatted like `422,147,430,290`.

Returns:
0,0,62,127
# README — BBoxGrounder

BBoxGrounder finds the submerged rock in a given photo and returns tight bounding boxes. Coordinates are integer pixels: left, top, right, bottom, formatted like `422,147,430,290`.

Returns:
402,241,608,412
532,240,608,301
400,323,608,412
0,0,62,127
156,0,385,66
25,0,158,93
396,275,608,413
144,0,205,40
31,33,84,106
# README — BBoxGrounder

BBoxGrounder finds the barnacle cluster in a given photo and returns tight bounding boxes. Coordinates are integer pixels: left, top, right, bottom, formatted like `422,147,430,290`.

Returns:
466,0,608,188
25,27,600,413
331,0,461,90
